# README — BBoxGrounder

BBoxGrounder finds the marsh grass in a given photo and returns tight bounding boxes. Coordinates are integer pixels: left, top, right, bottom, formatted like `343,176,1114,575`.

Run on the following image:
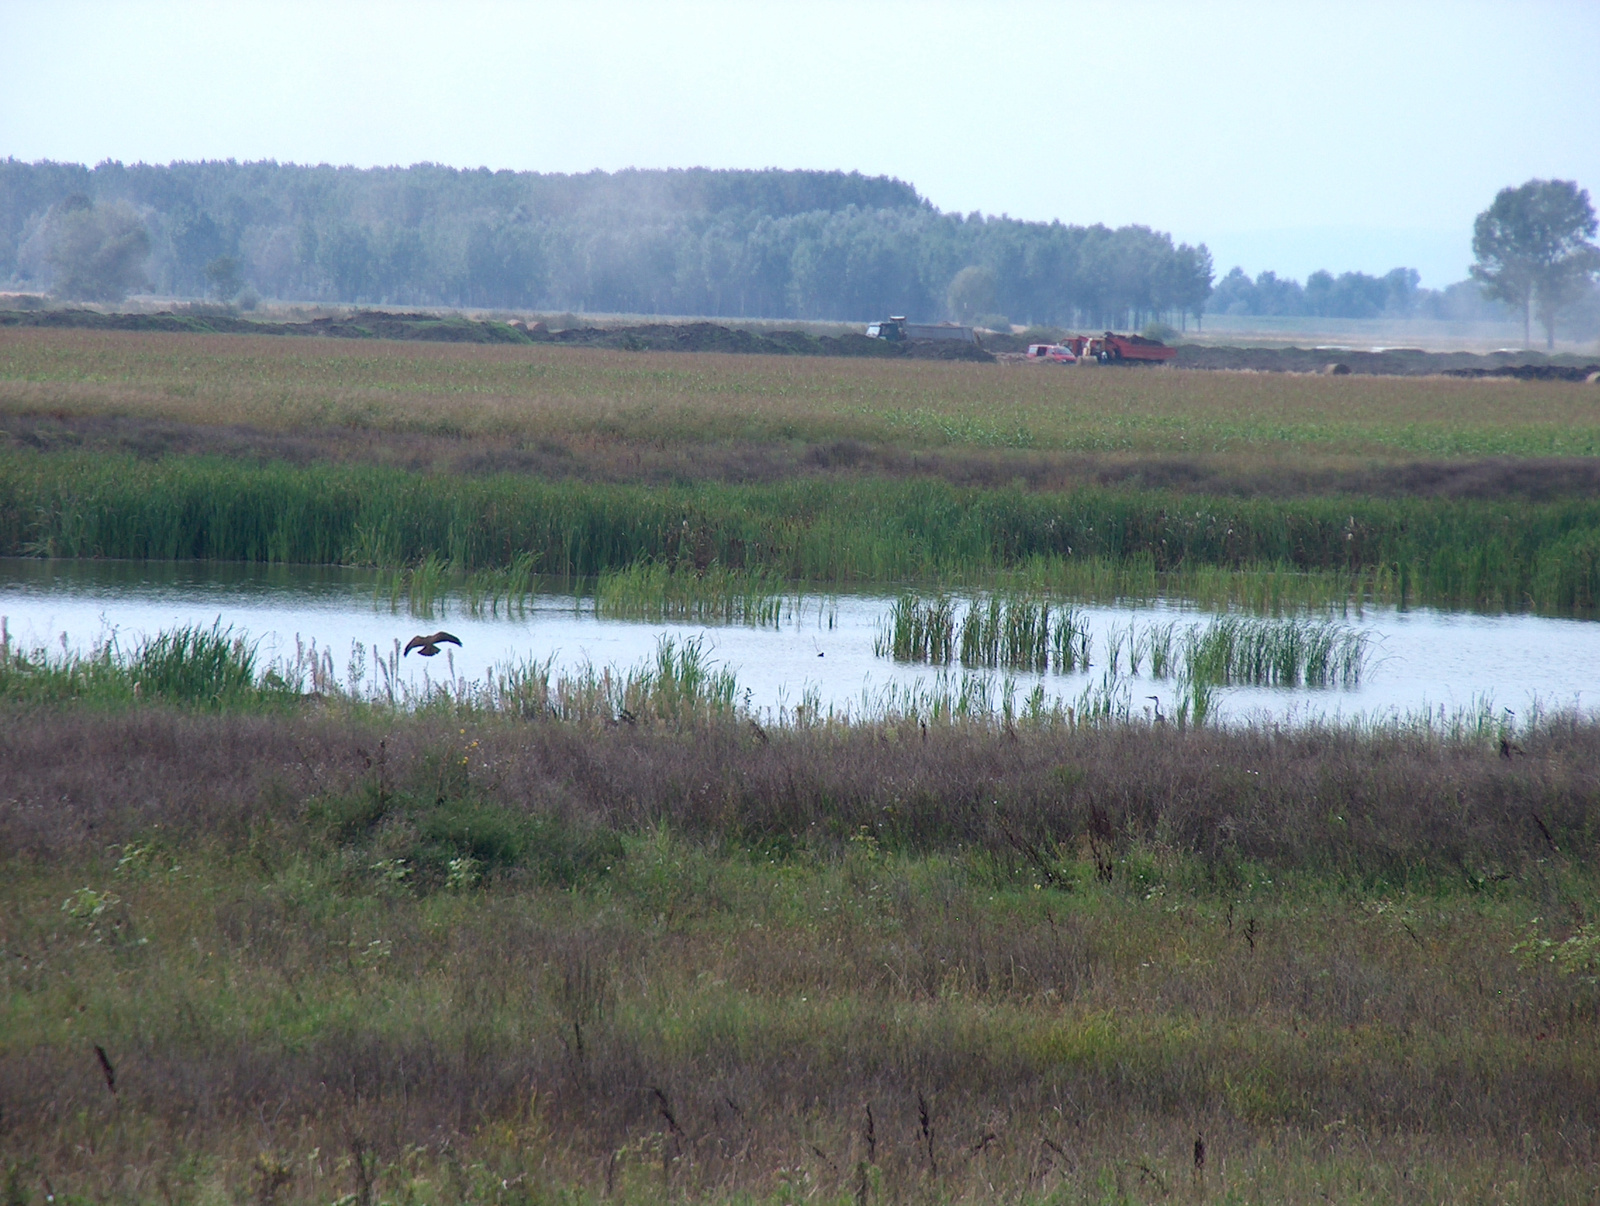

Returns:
591,561,789,626
958,595,1051,672
0,618,293,708
1183,615,1370,688
1049,605,1093,671
6,704,1600,1203
12,447,1600,613
878,599,1368,693
875,594,956,663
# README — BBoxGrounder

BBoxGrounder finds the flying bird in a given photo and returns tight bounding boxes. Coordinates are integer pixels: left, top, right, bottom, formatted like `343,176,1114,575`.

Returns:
404,631,462,657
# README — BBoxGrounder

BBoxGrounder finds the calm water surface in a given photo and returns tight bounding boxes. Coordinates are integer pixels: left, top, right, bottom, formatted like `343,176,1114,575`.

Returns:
2,558,1596,725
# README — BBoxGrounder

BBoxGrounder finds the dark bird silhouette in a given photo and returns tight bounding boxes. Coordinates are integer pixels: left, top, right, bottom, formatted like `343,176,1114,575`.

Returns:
1193,1133,1205,1170
1500,736,1526,759
404,631,462,657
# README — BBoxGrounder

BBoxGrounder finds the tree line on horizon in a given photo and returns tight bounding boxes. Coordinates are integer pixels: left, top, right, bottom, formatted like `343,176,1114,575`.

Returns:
0,160,1593,341
0,159,1195,328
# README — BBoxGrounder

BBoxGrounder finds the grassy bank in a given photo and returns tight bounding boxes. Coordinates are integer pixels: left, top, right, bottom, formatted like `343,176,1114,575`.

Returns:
9,449,1600,610
4,704,1600,1204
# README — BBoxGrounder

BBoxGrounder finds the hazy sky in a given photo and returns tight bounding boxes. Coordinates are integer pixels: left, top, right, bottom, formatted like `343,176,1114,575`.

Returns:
3,0,1598,287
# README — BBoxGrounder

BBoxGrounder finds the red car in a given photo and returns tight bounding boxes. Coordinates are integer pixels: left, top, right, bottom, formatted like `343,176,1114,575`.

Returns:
1024,343,1077,363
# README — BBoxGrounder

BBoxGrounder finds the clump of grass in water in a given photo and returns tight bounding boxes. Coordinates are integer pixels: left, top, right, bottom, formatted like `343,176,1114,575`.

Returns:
1051,606,1092,672
592,561,788,626
886,595,1069,673
875,595,956,663
462,551,539,617
1146,620,1179,678
376,552,454,618
1182,615,1368,688
958,595,1051,672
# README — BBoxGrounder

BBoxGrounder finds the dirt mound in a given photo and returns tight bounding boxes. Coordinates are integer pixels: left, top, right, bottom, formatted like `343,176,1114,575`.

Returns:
1444,363,1600,383
536,321,991,360
0,308,267,335
542,321,798,355
305,311,532,343
0,307,534,344
812,332,906,358
901,339,996,362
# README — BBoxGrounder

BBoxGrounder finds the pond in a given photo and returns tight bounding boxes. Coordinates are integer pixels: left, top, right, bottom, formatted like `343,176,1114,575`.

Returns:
1,558,1595,726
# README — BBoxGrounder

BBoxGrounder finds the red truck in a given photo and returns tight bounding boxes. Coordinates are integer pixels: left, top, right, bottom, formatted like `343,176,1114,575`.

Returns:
1064,332,1177,364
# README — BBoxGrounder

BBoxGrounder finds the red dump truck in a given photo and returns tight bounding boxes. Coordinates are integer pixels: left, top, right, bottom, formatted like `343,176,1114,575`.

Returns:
1064,332,1177,364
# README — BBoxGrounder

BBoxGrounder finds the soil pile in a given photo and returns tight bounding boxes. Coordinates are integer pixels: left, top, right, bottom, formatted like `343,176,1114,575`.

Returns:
306,311,530,343
538,321,793,354
0,308,530,344
1443,363,1600,383
1173,343,1600,378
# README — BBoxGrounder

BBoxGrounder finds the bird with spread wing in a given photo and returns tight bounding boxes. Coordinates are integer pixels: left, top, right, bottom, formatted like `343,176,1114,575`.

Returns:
404,631,462,657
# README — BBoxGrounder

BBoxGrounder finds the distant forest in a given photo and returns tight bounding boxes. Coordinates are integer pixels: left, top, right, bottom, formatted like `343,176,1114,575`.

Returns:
0,159,1526,329
1209,266,1512,325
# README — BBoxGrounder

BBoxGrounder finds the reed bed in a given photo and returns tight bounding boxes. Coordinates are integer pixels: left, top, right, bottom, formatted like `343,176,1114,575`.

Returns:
874,594,957,663
1049,604,1093,670
876,597,1369,695
958,595,1051,672
591,560,789,626
1183,614,1370,688
10,448,1600,612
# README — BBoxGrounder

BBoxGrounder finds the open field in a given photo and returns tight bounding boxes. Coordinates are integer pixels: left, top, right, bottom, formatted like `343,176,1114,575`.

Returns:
5,701,1600,1205
5,330,1600,476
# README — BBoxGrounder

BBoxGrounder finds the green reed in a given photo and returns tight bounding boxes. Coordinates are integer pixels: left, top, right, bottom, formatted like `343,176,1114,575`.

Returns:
1050,606,1093,672
1182,615,1369,688
14,448,1600,613
957,595,1052,672
592,561,788,626
879,596,1368,694
875,594,956,663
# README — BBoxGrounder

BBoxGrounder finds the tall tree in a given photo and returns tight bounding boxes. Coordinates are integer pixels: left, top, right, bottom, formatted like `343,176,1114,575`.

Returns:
1471,179,1599,349
43,197,150,302
1170,243,1213,330
945,264,997,323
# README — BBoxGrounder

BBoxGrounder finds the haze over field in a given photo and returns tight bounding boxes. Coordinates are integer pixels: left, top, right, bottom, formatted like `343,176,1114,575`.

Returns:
2,0,1598,289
